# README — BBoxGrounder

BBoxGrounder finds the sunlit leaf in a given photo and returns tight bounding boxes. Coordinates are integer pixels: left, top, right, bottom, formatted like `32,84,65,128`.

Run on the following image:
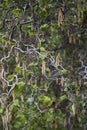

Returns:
40,24,49,31
11,99,20,110
61,69,68,75
39,95,51,106
14,81,25,96
15,66,22,73
7,74,14,82
59,95,66,102
12,8,21,15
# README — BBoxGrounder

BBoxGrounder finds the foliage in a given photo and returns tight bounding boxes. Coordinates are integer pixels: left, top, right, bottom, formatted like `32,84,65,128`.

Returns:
0,0,87,130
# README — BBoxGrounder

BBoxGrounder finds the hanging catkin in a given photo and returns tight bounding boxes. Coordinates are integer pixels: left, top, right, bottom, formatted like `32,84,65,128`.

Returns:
0,65,3,79
69,35,72,43
61,76,65,87
42,60,46,76
55,55,60,68
73,36,76,44
58,9,64,27
15,50,19,63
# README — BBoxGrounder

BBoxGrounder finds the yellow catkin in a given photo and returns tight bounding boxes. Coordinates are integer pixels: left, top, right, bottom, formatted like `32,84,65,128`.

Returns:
58,9,64,27
61,76,64,87
0,65,3,79
15,51,19,63
69,35,72,43
22,62,26,78
55,55,60,67
73,36,76,44
56,78,59,85
42,60,46,76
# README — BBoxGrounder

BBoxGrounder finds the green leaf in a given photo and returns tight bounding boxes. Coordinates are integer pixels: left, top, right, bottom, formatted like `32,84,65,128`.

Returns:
37,41,41,49
16,81,25,88
0,106,5,115
11,99,20,110
34,5,39,13
39,95,51,106
12,8,21,15
7,74,14,82
61,69,68,75
40,47,45,51
14,81,25,96
40,52,47,59
46,112,54,122
14,111,26,129
38,95,45,101
75,86,80,91
1,37,7,43
43,96,51,106
59,95,66,102
15,66,22,73
40,24,49,31
40,47,47,59
49,108,54,113
28,30,34,36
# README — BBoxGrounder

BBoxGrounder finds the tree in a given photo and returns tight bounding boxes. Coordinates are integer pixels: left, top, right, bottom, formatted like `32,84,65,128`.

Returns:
0,0,87,130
